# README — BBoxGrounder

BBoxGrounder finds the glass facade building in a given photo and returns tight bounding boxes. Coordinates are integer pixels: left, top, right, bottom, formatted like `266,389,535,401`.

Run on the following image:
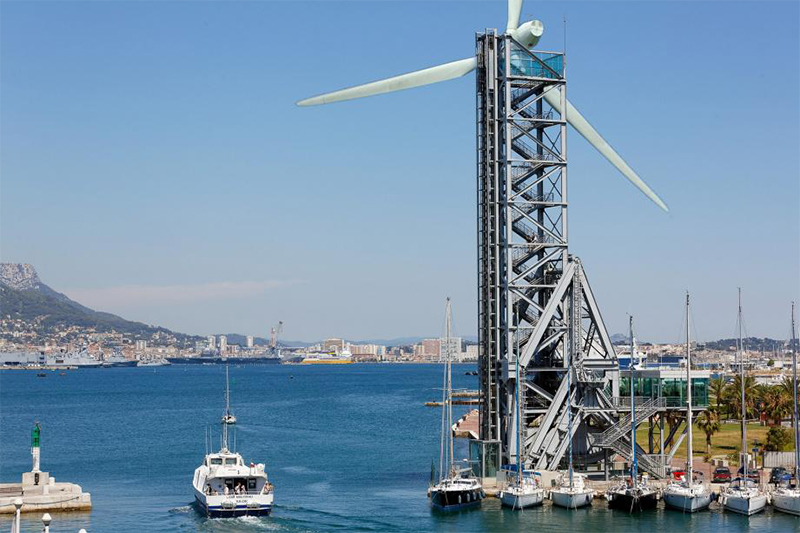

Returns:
618,369,710,408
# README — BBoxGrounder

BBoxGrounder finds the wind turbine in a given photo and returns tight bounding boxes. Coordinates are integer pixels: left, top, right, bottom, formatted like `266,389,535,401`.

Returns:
298,0,668,212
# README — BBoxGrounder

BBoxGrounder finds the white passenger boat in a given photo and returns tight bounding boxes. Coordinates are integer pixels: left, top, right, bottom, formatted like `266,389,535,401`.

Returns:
551,472,594,509
770,302,800,517
192,443,274,517
663,293,712,513
722,290,766,516
193,400,273,516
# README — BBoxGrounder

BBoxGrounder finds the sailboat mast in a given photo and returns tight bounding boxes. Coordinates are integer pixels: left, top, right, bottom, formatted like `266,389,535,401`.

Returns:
738,288,747,481
225,364,231,415
629,316,638,488
446,298,454,476
515,309,522,484
685,292,693,489
438,300,449,483
791,301,799,486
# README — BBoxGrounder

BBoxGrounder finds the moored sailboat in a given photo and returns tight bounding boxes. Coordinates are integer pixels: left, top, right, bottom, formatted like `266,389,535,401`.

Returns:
550,299,593,509
771,302,800,516
499,309,545,509
429,298,484,511
663,292,712,513
222,365,237,425
606,316,659,512
721,289,767,515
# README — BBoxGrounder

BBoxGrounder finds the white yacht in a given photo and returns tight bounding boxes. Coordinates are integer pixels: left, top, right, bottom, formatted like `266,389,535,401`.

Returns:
722,289,767,516
551,472,593,509
221,365,237,425
663,293,712,513
499,470,544,509
428,298,484,511
771,302,800,516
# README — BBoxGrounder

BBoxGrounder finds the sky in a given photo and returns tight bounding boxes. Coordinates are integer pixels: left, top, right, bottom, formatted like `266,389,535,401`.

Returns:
1,1,798,343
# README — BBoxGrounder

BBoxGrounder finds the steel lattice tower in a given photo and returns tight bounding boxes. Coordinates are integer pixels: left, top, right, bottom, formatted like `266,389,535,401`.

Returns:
476,31,626,472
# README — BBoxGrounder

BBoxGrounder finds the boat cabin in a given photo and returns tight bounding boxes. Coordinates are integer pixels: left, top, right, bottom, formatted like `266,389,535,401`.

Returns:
199,451,272,496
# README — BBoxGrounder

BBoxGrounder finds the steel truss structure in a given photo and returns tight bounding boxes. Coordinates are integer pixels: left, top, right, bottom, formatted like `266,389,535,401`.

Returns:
476,31,637,472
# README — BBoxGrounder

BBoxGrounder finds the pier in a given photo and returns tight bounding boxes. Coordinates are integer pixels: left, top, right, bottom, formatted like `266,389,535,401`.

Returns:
0,424,91,514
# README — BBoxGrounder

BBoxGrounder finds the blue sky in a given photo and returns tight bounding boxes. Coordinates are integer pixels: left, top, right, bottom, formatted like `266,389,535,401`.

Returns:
1,1,798,343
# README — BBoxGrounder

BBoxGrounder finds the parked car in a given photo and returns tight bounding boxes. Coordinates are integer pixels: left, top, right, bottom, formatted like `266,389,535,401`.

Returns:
713,467,731,483
737,466,760,482
770,467,792,485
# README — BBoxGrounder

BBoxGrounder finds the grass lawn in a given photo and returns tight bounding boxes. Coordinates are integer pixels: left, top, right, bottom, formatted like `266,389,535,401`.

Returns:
635,419,796,465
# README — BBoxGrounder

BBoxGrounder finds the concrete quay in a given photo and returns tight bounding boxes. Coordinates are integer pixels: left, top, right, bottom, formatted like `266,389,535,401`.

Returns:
0,472,91,514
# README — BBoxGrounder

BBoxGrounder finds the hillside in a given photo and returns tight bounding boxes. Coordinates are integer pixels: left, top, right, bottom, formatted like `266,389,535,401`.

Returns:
0,263,199,344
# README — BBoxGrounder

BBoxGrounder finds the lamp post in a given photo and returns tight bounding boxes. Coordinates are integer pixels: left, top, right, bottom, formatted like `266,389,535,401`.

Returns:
13,498,23,533
41,513,52,533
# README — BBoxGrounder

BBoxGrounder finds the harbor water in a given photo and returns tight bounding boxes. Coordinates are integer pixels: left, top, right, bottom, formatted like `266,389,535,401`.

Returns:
0,364,796,532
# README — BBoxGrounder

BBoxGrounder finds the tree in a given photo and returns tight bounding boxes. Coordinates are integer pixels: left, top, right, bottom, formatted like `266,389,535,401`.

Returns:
766,426,792,451
695,409,721,459
709,377,728,414
725,375,759,435
762,386,792,426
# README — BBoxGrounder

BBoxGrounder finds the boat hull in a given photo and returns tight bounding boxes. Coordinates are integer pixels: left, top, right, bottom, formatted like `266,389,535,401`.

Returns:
772,491,800,516
721,493,767,515
499,489,544,509
607,491,658,512
194,495,272,518
430,488,483,511
662,491,712,513
551,489,593,509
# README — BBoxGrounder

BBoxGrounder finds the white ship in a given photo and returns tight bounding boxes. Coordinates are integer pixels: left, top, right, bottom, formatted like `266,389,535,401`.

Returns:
300,348,353,364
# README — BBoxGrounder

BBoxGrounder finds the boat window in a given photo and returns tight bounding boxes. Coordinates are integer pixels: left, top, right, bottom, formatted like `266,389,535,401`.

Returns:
210,458,223,465
224,458,237,465
248,479,257,491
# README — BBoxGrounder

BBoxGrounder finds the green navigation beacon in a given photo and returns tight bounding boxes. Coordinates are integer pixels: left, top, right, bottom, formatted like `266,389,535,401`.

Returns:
31,422,41,473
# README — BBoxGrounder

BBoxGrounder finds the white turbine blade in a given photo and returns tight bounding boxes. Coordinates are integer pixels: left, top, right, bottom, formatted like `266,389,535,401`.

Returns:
543,89,669,212
297,57,476,107
507,0,523,32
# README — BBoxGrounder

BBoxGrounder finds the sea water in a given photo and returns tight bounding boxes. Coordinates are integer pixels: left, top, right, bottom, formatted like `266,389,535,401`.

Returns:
1,365,796,532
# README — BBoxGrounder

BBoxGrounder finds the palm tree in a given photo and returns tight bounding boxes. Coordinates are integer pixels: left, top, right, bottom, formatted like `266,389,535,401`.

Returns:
726,375,759,427
762,386,792,426
696,409,721,459
709,377,728,413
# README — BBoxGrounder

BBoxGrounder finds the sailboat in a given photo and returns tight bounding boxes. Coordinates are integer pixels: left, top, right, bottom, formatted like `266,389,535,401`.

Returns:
771,301,800,516
222,365,237,425
550,296,594,509
721,288,767,515
429,298,484,511
663,292,712,512
499,312,545,509
606,316,659,512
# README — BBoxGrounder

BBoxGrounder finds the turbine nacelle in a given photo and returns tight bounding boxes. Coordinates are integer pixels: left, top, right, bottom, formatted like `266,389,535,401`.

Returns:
510,20,544,49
